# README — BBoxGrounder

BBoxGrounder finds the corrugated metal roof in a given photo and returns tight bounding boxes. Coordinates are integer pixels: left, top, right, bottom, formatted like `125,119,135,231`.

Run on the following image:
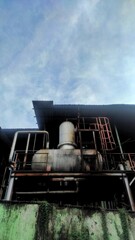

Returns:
32,101,135,132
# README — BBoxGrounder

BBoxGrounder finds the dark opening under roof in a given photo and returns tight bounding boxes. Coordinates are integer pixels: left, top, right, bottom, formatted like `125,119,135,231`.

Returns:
33,100,135,140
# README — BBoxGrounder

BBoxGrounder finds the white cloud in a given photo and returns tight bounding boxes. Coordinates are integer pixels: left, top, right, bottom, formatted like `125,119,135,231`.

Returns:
1,0,135,128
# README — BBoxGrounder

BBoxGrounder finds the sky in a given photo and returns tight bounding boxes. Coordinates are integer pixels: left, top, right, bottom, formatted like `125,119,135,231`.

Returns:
1,0,135,128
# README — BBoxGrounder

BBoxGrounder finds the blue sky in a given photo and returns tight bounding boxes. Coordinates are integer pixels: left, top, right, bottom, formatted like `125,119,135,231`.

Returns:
1,0,135,128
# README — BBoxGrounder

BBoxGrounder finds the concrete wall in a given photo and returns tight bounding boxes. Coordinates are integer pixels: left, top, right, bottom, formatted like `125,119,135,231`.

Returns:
0,202,135,240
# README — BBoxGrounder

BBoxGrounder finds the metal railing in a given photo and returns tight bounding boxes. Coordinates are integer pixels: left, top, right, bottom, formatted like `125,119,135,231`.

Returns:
9,150,135,172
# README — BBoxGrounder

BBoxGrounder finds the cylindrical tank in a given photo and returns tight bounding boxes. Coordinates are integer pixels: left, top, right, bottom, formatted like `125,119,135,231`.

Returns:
31,149,81,171
57,121,76,149
31,149,103,172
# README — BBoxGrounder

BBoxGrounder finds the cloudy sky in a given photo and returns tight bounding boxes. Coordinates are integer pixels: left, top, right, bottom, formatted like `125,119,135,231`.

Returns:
1,0,135,128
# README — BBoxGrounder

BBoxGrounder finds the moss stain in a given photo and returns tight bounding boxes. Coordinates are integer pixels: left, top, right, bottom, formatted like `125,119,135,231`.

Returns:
35,201,53,240
119,208,130,240
101,210,109,240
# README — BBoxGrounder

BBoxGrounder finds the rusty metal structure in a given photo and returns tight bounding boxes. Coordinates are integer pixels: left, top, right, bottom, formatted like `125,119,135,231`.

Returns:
1,101,135,211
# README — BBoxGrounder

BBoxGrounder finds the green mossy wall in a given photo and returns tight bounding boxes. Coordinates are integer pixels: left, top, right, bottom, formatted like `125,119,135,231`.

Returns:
0,203,38,240
0,202,135,240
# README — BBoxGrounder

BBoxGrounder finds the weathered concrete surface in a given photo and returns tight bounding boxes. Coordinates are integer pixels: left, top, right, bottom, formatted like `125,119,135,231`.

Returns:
0,203,38,240
0,202,135,240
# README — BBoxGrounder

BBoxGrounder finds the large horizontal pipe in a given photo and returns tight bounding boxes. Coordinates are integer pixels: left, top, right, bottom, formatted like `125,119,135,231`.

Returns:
12,172,127,177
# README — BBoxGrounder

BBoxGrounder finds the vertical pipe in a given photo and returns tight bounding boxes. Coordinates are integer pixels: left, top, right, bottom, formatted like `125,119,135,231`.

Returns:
92,131,97,151
93,131,102,170
114,125,124,160
79,131,83,169
46,139,49,149
43,133,46,149
82,117,85,129
4,170,14,201
33,133,37,152
115,126,135,210
23,133,31,168
9,131,19,162
119,164,135,211
4,131,18,200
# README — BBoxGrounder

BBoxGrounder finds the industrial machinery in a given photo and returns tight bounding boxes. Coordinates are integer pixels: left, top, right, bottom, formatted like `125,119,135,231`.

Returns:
32,121,103,172
1,103,135,211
